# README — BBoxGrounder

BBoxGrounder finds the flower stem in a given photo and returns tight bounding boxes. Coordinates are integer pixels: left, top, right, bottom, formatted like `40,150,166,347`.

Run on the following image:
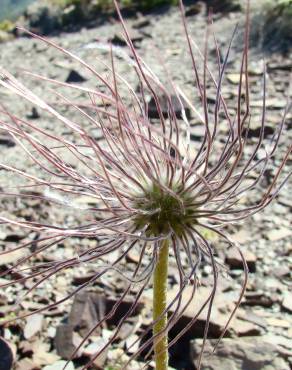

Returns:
153,239,169,370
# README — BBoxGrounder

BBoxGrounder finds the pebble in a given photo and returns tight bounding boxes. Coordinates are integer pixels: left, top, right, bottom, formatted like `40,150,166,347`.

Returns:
225,248,257,272
267,228,292,241
282,292,292,313
191,337,290,370
43,361,75,370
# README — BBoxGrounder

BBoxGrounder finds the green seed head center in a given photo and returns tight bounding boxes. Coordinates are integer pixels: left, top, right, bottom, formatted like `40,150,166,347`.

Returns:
133,184,196,236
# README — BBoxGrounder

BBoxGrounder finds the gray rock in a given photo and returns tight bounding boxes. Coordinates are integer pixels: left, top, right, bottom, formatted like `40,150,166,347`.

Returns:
207,0,242,13
185,3,204,17
225,248,257,273
0,134,15,147
65,70,87,84
191,337,290,370
43,360,75,370
243,291,274,308
132,18,151,29
0,337,13,370
148,94,191,120
26,107,40,119
110,29,143,48
244,124,275,139
268,60,292,71
24,0,62,35
190,125,206,141
55,324,76,360
282,292,292,313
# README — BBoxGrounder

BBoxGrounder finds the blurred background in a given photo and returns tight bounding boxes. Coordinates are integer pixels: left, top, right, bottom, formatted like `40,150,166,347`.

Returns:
0,0,292,52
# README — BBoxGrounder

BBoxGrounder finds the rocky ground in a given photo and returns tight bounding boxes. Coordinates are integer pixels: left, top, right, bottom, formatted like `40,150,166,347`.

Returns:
0,2,291,370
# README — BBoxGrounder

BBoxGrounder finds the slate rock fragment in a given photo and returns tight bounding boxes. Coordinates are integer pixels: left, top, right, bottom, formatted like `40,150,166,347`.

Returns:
185,3,203,17
191,337,290,370
26,107,40,120
55,324,76,360
225,249,257,273
0,337,14,370
65,70,87,83
0,134,15,147
148,94,191,120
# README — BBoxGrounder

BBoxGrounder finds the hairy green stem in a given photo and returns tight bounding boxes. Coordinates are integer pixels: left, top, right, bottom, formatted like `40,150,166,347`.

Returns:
153,239,169,370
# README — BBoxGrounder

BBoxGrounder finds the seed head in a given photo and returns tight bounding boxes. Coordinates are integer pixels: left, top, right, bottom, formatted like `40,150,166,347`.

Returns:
0,0,291,369
133,181,197,236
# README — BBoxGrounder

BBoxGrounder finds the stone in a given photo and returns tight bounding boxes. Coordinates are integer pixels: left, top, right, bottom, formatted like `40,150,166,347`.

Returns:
243,292,274,308
230,318,261,336
248,63,264,76
262,334,292,352
225,249,256,273
110,33,128,47
272,265,290,278
31,341,60,366
110,30,143,47
132,18,151,29
0,134,15,147
117,322,134,341
71,271,98,286
55,324,76,360
278,192,292,209
190,125,206,141
244,124,274,139
65,70,87,83
230,229,251,244
185,3,203,17
24,314,44,339
236,309,267,329
147,94,191,120
125,249,141,264
83,339,108,369
282,292,292,313
0,247,26,266
250,98,287,109
191,337,290,370
268,61,292,71
26,107,40,119
162,284,239,339
0,293,8,306
3,233,26,242
106,297,144,324
55,291,144,360
68,292,105,337
267,227,292,242
266,318,291,328
18,339,35,357
125,334,140,354
15,358,36,370
207,92,232,103
207,0,242,13
24,0,62,35
43,361,74,370
227,73,241,85
0,336,13,370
